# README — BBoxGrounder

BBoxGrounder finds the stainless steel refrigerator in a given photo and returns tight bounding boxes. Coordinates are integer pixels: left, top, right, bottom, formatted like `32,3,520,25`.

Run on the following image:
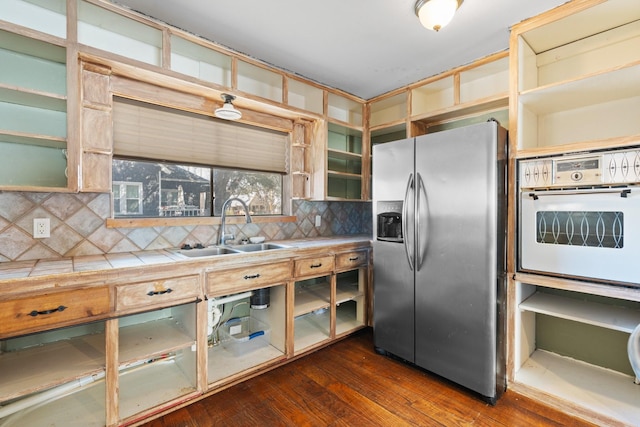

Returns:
372,120,507,403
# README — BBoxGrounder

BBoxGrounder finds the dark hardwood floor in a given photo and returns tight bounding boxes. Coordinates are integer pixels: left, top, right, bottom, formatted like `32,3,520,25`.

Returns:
142,328,595,427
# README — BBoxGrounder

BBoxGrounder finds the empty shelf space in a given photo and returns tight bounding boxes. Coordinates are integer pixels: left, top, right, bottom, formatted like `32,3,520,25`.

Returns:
118,356,197,422
0,333,105,402
294,283,330,317
207,343,284,384
518,62,640,114
294,310,330,352
516,349,640,426
119,317,195,365
336,281,363,304
327,148,362,160
519,292,640,333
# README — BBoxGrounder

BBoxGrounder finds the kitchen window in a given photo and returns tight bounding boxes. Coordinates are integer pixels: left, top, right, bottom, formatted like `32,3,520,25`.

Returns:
111,97,287,219
112,181,143,215
112,159,282,218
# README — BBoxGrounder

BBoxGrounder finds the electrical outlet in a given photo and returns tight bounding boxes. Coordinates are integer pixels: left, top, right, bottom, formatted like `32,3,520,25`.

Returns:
315,215,321,227
33,218,50,238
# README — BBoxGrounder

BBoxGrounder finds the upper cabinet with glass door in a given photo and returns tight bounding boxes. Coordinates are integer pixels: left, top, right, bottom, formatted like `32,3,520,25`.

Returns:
0,30,68,190
511,0,640,158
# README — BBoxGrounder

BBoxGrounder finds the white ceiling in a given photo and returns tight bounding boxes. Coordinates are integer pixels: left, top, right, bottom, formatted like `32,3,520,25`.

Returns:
110,0,569,100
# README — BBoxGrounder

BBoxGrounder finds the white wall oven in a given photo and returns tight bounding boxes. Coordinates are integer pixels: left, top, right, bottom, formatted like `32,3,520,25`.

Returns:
518,148,640,286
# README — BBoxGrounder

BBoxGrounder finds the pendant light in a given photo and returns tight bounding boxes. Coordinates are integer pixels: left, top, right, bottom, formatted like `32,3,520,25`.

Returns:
215,93,242,121
415,0,464,32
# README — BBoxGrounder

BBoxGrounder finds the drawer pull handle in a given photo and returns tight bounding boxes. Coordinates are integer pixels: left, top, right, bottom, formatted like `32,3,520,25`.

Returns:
29,305,67,317
244,274,261,280
147,288,173,296
310,263,322,268
349,257,359,261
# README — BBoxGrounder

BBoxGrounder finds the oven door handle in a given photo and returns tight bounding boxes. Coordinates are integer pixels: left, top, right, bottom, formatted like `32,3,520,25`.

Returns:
527,188,631,200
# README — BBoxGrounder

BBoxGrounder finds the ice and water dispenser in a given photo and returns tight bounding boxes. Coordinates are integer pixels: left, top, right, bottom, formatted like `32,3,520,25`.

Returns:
376,201,403,243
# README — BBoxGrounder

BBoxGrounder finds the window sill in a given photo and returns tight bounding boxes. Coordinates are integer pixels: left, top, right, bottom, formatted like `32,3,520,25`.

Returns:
106,215,296,229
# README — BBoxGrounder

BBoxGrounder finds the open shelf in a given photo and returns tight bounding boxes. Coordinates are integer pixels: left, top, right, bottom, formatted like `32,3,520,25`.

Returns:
78,0,163,67
336,280,363,304
294,309,330,353
0,332,104,402
516,349,640,425
327,148,362,161
336,300,364,336
118,353,197,422
207,341,284,384
119,317,195,365
0,0,67,38
0,380,105,427
518,63,640,115
170,34,232,87
520,292,640,333
294,282,330,317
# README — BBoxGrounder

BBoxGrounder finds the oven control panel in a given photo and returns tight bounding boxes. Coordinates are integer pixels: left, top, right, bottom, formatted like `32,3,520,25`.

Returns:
519,147,640,189
554,157,601,186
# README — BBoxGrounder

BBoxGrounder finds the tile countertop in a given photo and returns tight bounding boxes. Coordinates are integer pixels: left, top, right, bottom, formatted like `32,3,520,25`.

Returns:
0,235,372,282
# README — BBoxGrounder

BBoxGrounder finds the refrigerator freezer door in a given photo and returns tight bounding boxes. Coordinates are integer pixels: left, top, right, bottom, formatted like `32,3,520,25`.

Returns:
372,138,415,362
413,122,504,398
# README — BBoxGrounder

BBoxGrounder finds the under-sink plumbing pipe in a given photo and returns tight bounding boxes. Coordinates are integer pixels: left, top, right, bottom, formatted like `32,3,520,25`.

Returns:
207,292,253,342
629,323,640,385
0,372,104,420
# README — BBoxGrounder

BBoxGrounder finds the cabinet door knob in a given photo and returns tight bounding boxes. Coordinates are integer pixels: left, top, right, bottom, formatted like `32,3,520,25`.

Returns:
310,263,322,268
147,288,173,296
349,257,359,261
29,305,67,317
244,274,261,280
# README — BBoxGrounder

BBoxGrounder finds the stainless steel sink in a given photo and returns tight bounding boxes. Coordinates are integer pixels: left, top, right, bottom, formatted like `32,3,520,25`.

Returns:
229,243,291,252
173,246,241,257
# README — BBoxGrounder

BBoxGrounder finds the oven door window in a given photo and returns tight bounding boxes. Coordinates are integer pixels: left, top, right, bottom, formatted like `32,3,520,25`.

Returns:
536,211,624,248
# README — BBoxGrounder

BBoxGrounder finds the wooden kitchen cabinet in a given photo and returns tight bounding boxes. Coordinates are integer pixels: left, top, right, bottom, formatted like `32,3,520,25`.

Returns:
0,286,110,339
0,239,370,426
0,30,69,191
206,285,287,386
205,261,289,387
293,253,335,353
507,1,640,425
115,274,200,315
510,0,640,158
293,249,369,354
115,302,199,424
0,321,107,426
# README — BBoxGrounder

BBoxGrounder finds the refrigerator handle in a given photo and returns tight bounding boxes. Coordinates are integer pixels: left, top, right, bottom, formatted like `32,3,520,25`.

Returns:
416,173,428,271
403,173,414,271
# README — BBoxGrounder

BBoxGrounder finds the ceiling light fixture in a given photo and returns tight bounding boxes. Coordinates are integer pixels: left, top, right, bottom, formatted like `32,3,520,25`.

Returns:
214,93,242,121
415,0,463,32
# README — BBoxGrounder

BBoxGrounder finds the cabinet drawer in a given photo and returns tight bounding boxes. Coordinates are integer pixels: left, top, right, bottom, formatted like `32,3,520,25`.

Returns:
207,261,291,296
294,255,334,278
116,275,201,311
336,250,368,270
0,287,110,338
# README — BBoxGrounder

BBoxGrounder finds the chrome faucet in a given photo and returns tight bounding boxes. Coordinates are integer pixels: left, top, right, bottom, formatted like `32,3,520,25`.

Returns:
218,197,252,245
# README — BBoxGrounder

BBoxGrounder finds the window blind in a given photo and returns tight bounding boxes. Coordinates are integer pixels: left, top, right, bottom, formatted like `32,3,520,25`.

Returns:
113,97,288,173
